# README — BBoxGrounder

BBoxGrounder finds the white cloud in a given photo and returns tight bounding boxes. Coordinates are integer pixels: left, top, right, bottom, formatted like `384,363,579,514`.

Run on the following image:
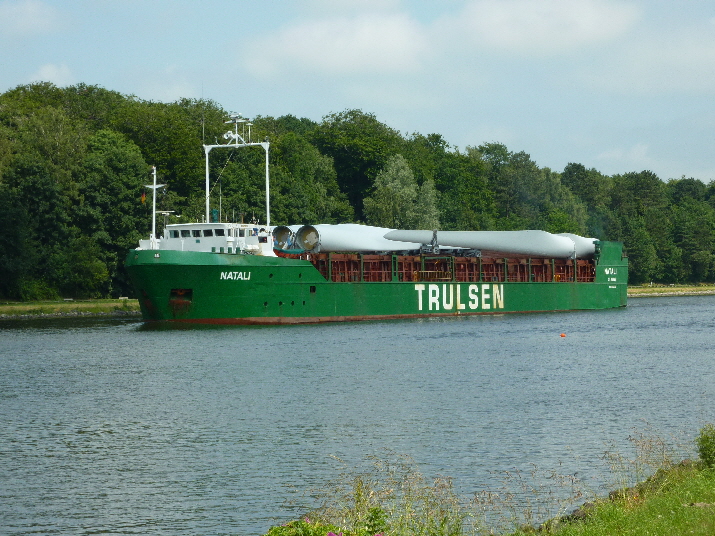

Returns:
244,12,427,79
597,142,653,172
0,0,61,40
583,31,715,95
28,63,74,86
457,0,640,55
134,66,198,102
304,0,401,15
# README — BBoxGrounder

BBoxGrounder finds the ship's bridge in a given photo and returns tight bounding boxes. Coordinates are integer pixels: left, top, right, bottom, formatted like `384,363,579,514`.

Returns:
138,223,275,256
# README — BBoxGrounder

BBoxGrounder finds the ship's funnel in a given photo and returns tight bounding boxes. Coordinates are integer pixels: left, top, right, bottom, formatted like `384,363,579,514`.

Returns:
384,229,589,258
295,224,420,253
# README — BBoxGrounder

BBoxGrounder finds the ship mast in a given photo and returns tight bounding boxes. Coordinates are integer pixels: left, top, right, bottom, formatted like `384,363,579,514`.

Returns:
145,165,166,249
203,114,270,226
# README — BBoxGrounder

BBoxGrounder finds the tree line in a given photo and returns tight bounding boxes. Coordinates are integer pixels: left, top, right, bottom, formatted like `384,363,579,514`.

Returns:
1,82,714,299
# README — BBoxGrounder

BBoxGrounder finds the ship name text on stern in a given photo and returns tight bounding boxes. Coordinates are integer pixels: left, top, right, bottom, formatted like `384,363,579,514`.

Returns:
414,283,505,312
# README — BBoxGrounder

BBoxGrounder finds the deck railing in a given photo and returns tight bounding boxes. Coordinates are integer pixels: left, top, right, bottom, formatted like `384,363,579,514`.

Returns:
302,253,596,284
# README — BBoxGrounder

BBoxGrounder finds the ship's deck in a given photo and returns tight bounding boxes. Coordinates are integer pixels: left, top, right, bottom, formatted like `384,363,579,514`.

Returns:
277,252,596,284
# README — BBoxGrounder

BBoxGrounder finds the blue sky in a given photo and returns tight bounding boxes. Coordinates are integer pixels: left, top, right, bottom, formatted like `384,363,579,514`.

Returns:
2,0,714,182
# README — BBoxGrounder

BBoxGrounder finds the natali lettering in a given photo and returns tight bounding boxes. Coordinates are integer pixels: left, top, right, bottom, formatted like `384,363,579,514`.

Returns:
220,271,251,281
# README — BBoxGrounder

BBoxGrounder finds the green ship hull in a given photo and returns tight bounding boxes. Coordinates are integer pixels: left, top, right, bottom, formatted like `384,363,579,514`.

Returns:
124,241,627,324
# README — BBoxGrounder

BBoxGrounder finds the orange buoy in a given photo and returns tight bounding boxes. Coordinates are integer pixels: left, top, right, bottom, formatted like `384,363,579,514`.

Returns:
560,333,566,337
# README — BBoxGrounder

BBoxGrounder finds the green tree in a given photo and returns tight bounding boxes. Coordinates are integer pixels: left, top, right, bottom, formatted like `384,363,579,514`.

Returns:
414,178,440,230
406,136,495,231
667,177,713,282
112,97,227,201
0,185,37,299
310,109,404,215
622,217,660,284
363,155,439,229
61,83,128,130
0,82,67,117
13,105,88,187
562,162,612,209
268,130,353,224
5,153,72,254
477,142,515,222
610,171,677,282
77,129,151,295
0,124,15,180
254,114,318,137
476,145,588,232
671,198,715,282
543,208,583,234
53,235,109,298
668,176,707,204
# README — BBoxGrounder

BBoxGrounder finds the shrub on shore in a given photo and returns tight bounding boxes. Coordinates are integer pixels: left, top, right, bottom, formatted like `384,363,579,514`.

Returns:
696,423,715,468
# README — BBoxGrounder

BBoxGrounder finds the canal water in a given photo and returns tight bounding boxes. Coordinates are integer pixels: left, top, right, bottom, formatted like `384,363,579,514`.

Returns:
1,296,714,535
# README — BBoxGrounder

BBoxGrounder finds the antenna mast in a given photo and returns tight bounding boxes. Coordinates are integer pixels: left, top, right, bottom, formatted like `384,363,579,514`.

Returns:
145,165,166,249
203,114,270,226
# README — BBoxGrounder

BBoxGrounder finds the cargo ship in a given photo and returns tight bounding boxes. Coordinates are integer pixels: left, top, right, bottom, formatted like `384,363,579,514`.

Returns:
124,116,628,324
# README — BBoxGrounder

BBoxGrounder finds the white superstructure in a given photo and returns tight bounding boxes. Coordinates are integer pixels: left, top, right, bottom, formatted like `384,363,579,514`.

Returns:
138,223,275,255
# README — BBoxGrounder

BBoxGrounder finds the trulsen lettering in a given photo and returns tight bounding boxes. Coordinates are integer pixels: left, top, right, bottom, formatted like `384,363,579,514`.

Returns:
414,283,504,311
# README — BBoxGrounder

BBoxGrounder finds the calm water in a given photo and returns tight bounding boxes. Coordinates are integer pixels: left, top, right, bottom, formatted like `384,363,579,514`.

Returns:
1,296,714,535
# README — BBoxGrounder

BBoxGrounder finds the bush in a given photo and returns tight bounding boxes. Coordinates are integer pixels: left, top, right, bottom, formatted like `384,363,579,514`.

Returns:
695,424,715,468
269,452,468,536
265,519,343,536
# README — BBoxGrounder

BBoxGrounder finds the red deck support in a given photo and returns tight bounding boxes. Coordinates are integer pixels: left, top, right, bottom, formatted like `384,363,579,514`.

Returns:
301,253,596,284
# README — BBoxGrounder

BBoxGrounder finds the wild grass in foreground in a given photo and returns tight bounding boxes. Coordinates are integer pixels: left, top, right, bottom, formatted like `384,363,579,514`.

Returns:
264,424,715,536
269,451,469,536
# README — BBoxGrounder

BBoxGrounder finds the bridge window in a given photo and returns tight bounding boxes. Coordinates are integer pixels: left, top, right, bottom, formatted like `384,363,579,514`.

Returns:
203,229,214,237
181,230,191,238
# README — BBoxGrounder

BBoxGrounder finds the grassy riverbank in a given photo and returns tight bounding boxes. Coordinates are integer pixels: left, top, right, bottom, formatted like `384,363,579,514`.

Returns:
627,283,715,297
509,464,715,536
263,425,715,536
263,462,715,536
0,298,141,319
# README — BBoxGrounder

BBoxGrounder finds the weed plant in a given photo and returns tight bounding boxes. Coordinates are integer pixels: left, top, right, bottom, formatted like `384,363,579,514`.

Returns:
601,422,689,499
470,464,586,535
303,451,468,536
265,424,711,536
269,450,585,536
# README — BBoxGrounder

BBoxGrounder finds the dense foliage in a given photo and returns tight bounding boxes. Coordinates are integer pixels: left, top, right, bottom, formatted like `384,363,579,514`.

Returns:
1,82,714,299
696,424,715,468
